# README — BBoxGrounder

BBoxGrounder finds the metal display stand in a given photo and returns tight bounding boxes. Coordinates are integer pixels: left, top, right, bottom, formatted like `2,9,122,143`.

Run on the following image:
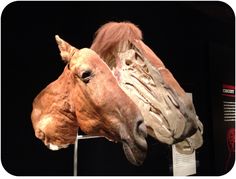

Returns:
73,134,103,176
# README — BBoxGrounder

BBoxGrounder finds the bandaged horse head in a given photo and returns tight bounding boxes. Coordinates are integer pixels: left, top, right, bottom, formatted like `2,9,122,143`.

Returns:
31,35,147,166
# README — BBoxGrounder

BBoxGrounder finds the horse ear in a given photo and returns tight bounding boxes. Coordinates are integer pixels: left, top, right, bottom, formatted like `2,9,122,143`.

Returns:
55,35,77,62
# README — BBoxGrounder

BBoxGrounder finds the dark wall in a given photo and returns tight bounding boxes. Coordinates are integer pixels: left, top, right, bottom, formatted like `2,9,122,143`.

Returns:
1,1,234,176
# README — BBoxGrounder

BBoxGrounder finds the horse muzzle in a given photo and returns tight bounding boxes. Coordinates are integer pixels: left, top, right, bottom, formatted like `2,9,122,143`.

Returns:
120,117,148,166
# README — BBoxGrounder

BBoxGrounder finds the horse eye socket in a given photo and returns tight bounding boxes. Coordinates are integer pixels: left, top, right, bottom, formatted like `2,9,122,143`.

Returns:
80,70,92,83
82,70,91,79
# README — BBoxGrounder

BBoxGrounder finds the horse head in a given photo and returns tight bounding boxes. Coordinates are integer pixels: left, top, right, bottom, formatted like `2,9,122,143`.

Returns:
91,21,203,154
31,35,148,166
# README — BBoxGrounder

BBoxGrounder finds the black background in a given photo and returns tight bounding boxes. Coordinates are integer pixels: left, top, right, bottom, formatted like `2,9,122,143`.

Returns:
1,1,235,176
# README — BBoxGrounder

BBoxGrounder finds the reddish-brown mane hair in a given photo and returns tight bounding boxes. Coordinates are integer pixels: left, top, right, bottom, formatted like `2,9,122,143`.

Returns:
91,22,142,67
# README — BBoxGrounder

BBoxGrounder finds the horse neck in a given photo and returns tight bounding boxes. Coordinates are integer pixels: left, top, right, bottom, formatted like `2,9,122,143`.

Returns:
45,66,75,111
56,66,73,92
33,69,70,107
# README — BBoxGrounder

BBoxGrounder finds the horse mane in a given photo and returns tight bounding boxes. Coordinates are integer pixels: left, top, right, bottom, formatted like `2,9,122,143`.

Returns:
91,21,142,68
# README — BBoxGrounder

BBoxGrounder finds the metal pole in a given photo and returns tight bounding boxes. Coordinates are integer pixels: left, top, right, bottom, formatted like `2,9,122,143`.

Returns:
73,135,103,176
73,136,79,176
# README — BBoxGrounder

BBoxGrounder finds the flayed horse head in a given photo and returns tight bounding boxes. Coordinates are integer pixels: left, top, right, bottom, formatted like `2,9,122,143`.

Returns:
91,21,203,154
31,35,148,165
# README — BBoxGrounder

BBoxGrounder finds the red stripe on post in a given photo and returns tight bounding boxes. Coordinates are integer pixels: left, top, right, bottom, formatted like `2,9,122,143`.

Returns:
223,84,235,90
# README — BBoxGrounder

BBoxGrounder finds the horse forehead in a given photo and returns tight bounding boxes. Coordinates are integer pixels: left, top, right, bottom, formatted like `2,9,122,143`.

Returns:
80,48,97,57
71,48,98,65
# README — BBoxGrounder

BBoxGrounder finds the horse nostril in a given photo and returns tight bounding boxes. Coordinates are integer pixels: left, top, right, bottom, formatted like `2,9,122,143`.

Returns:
135,118,147,138
133,117,148,152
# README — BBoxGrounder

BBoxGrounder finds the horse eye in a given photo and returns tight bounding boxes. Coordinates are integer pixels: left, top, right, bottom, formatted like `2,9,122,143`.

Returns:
80,70,92,83
82,70,91,79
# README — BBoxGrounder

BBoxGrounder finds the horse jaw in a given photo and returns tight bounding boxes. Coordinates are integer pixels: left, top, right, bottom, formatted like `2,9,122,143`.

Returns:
121,141,147,166
119,125,147,166
34,114,77,150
